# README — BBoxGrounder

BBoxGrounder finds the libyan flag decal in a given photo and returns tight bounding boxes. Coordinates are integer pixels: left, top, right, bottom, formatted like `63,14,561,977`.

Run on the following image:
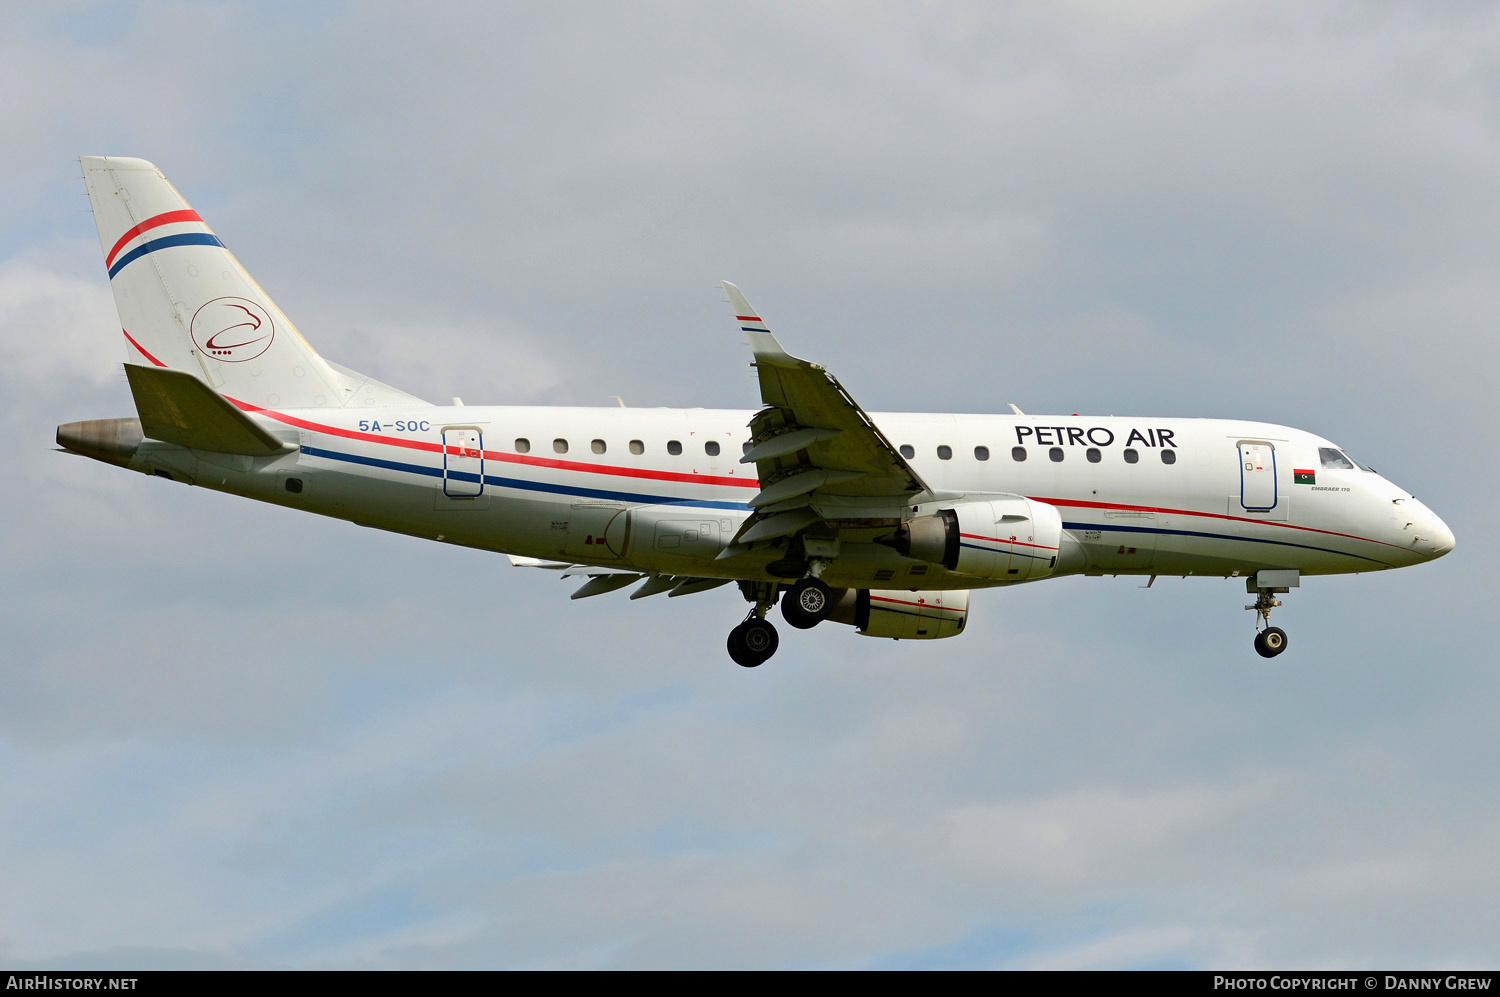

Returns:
1294,468,1316,485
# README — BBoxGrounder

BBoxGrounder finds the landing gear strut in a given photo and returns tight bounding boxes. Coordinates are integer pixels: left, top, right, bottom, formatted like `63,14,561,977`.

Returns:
1245,576,1292,658
729,582,782,668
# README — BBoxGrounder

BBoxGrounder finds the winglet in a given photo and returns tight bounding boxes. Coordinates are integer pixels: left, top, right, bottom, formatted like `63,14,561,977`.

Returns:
722,281,798,367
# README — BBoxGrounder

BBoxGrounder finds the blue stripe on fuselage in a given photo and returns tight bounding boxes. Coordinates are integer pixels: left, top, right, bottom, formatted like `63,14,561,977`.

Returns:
298,448,1384,562
1063,520,1392,566
300,445,752,510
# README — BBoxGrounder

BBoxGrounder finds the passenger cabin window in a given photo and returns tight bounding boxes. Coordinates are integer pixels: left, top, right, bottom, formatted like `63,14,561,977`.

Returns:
1011,446,1027,462
629,440,644,455
1319,447,1356,470
553,438,568,455
975,446,990,461
705,441,720,457
667,440,682,455
1086,447,1101,463
937,445,952,461
1123,448,1139,464
1049,447,1064,462
591,439,606,455
899,444,915,459
1161,449,1177,465
515,438,530,454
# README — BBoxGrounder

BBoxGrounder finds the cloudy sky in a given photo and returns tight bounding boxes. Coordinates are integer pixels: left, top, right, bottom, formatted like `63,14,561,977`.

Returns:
2,0,1496,969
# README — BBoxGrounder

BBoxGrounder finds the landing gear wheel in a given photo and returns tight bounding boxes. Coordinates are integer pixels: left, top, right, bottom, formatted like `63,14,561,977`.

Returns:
782,577,835,630
727,617,780,668
1254,626,1288,658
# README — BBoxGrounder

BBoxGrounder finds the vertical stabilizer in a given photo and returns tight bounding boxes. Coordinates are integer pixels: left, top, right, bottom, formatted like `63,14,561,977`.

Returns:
80,156,422,410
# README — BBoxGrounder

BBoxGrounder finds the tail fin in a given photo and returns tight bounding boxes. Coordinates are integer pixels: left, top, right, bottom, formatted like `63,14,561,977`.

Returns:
80,156,424,410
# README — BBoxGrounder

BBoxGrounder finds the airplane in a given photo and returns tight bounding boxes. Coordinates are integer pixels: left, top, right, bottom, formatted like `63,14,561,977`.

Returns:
56,157,1455,667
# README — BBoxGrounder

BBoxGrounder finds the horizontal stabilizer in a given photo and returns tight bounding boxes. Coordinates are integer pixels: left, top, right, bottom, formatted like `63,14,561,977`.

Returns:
125,364,291,456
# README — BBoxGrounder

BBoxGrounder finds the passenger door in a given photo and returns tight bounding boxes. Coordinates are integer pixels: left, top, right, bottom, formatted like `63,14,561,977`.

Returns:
1237,440,1283,517
442,427,484,498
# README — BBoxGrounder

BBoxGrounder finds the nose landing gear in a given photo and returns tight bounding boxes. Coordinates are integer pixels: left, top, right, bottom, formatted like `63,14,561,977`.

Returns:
1245,571,1296,658
1253,625,1288,658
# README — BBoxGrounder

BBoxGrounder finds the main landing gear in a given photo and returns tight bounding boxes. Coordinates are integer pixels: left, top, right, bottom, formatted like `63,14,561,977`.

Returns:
781,576,835,630
729,568,839,667
1245,573,1295,658
728,581,782,668
727,614,779,668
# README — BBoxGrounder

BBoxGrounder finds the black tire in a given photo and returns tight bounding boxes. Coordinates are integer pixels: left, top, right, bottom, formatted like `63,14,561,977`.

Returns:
727,622,758,667
728,618,779,667
782,577,834,630
1254,626,1289,658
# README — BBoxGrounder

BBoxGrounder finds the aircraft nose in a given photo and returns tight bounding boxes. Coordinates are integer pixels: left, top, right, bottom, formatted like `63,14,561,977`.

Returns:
1428,513,1455,558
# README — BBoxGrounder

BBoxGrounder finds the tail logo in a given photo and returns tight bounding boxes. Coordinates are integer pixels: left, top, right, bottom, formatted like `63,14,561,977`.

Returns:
191,297,275,362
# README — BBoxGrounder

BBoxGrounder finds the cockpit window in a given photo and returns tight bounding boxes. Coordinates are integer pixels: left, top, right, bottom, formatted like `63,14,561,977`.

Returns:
1319,447,1356,470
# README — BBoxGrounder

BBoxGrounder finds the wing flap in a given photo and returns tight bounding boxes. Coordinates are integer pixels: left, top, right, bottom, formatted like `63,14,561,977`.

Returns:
668,577,732,597
740,426,842,464
570,574,644,599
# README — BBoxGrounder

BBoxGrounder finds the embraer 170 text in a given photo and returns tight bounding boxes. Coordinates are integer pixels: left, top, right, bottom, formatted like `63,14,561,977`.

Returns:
58,158,1455,666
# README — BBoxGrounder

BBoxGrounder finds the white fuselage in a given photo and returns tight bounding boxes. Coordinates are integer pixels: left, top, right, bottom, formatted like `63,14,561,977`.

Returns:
125,403,1454,589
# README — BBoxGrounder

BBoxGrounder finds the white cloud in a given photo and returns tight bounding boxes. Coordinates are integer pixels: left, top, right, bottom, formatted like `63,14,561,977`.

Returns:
0,246,122,387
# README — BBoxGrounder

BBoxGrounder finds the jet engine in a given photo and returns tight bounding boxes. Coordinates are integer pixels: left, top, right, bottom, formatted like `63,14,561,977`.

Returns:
826,588,970,640
878,496,1063,581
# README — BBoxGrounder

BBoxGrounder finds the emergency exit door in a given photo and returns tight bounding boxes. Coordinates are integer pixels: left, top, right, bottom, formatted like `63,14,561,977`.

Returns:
1238,441,1277,511
443,428,484,497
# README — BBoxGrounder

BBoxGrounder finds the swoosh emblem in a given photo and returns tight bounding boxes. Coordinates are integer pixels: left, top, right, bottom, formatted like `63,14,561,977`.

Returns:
204,304,267,350
206,329,270,350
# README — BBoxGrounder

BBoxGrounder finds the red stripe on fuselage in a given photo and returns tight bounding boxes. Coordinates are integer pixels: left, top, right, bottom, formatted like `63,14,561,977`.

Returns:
1029,495,1407,553
105,210,204,268
145,377,1394,530
224,399,760,489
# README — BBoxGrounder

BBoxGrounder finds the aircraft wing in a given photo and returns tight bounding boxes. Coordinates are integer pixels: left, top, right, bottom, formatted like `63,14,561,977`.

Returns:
722,282,930,546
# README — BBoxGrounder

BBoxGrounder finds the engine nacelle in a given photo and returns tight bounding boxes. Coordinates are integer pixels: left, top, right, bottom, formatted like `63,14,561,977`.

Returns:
879,497,1063,581
828,588,970,640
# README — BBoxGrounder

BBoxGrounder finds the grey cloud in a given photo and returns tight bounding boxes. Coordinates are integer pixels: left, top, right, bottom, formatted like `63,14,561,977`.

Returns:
1,0,1495,970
